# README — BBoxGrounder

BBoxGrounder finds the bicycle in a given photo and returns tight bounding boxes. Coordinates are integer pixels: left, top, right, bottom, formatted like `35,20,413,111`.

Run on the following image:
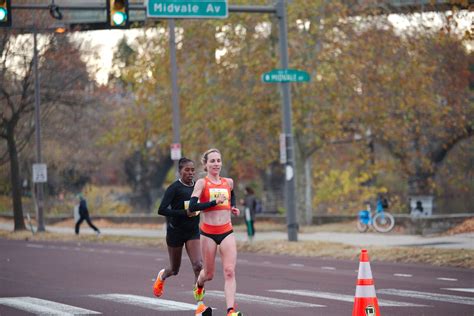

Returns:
357,200,395,233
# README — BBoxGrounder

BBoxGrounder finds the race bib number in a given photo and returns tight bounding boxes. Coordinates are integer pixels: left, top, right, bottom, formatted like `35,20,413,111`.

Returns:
209,188,229,206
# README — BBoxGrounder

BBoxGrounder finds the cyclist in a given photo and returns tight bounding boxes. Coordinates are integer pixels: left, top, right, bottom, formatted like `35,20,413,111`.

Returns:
376,195,389,212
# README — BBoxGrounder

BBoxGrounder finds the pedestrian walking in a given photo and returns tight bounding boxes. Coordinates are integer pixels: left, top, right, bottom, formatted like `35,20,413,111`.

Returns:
189,148,242,316
75,194,100,236
152,158,210,314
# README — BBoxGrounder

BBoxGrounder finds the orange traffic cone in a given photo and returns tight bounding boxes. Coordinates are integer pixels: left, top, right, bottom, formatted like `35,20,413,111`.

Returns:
352,249,381,316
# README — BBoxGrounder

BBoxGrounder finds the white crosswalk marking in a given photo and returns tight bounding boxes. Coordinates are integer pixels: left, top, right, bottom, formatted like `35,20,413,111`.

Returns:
26,244,44,249
442,288,474,294
270,289,428,307
436,277,458,281
89,294,196,311
3,287,470,315
378,289,474,305
0,297,101,315
393,273,412,278
205,290,325,308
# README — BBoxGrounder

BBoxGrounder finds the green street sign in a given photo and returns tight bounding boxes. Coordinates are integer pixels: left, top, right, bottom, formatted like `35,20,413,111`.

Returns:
262,69,311,83
147,0,228,19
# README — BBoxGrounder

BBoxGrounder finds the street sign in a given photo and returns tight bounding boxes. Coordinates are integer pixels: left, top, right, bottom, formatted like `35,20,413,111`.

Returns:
147,0,228,19
32,163,47,183
262,69,310,83
170,143,182,160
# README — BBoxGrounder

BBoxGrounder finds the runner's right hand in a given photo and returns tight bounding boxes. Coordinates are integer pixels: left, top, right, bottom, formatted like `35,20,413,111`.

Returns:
187,209,200,217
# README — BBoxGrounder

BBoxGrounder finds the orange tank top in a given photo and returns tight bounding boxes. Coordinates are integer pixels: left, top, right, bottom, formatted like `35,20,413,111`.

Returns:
200,177,231,212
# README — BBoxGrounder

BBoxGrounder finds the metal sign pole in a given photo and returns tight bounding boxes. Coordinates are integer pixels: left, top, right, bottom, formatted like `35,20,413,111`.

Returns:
169,19,181,174
33,28,45,232
169,19,180,148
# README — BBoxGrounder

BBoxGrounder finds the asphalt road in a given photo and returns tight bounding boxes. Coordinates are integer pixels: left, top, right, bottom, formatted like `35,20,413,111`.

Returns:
1,238,473,316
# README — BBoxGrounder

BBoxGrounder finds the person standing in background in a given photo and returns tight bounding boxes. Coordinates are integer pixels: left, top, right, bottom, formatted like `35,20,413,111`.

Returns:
242,186,257,241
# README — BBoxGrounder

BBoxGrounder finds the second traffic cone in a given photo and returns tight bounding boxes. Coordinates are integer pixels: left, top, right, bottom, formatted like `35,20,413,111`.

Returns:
352,249,381,316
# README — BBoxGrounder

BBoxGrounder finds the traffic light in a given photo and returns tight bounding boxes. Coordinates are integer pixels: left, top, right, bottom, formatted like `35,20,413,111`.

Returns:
0,0,11,27
107,0,129,29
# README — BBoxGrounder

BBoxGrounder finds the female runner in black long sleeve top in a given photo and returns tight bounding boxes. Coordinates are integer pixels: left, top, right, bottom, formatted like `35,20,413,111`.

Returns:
152,157,203,299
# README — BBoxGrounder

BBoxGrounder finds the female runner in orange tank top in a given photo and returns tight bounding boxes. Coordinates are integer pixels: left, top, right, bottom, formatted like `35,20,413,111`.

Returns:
189,148,242,316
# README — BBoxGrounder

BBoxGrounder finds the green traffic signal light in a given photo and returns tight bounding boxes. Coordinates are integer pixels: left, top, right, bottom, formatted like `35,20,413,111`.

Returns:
0,0,10,27
107,0,129,29
0,8,6,21
112,11,127,26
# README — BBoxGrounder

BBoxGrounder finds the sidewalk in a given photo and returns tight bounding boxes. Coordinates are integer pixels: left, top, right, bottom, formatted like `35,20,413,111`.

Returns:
0,222,472,249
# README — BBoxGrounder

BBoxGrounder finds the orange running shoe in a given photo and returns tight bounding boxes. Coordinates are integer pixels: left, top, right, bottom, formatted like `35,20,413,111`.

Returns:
195,302,212,316
226,308,242,316
153,269,165,297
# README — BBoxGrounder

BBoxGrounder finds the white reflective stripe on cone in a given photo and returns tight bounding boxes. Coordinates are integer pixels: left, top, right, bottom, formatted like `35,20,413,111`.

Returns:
355,285,377,298
357,262,373,279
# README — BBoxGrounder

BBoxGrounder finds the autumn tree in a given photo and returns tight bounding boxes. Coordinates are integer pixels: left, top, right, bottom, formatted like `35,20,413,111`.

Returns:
281,1,473,219
104,0,472,219
177,13,284,209
343,20,472,204
0,23,94,230
103,30,175,211
283,0,369,223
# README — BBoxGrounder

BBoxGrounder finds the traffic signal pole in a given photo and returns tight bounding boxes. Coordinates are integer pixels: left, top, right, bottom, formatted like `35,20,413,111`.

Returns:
232,1,299,241
276,0,298,241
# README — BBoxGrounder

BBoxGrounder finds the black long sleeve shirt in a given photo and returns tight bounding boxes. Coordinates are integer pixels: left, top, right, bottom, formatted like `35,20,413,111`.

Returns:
158,180,199,231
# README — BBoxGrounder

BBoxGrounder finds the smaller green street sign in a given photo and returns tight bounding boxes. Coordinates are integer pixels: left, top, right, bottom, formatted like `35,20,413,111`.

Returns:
262,69,310,83
147,0,228,19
